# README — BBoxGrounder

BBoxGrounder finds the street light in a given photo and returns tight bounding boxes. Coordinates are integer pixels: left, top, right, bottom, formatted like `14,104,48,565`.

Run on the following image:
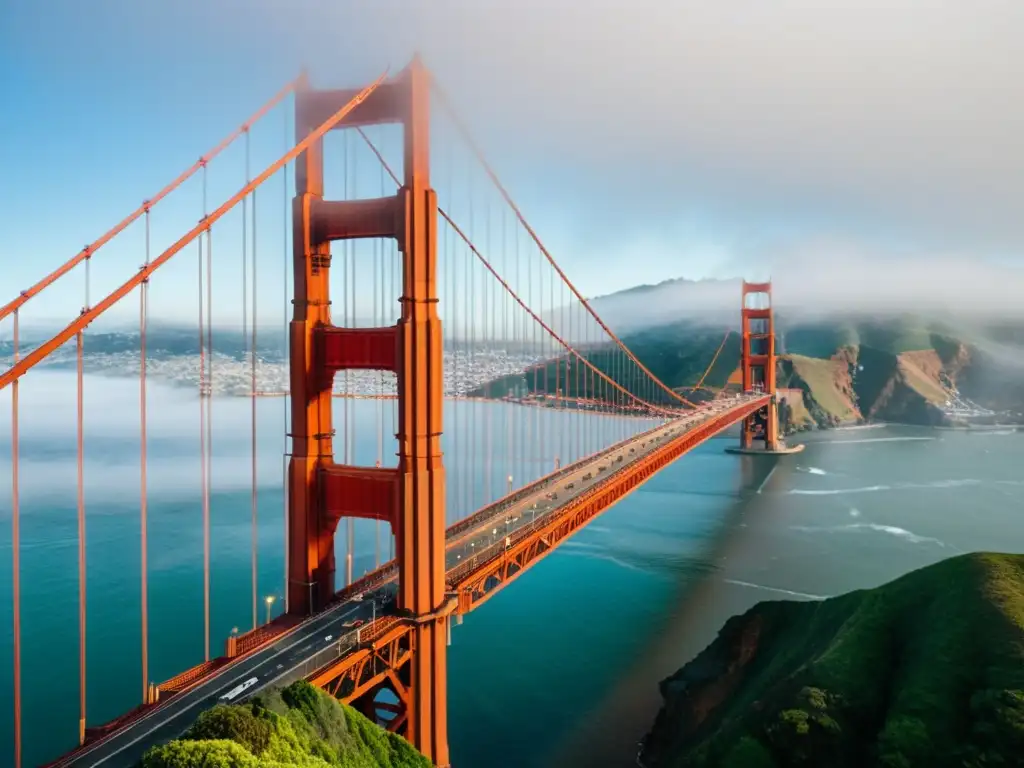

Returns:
507,474,513,495
264,595,276,625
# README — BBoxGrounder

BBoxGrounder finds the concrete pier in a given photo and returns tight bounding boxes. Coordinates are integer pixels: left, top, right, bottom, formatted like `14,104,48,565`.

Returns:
725,442,805,456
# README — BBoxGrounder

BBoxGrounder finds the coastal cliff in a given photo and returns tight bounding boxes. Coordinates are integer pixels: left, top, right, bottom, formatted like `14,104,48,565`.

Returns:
639,553,1024,767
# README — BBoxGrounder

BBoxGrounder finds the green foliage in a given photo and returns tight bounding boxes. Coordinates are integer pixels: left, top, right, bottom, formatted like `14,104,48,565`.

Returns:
474,299,1024,420
720,736,777,768
142,739,269,768
646,553,1024,768
188,706,274,756
142,681,431,768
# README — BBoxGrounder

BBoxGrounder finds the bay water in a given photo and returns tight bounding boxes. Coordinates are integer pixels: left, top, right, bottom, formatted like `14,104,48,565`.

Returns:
1,371,1022,766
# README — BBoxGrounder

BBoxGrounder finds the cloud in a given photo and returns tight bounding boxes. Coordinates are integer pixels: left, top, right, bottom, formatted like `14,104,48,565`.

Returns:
589,241,1024,331
241,0,1024,262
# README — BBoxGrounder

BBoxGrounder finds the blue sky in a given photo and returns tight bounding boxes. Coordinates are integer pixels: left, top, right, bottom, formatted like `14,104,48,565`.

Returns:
3,1,1024,331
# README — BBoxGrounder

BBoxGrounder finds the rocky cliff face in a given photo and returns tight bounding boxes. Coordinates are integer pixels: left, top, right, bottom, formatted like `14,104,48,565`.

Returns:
779,342,969,430
639,553,1024,768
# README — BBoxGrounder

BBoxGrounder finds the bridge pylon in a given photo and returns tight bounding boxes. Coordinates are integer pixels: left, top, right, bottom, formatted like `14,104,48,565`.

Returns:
287,56,450,766
728,280,804,456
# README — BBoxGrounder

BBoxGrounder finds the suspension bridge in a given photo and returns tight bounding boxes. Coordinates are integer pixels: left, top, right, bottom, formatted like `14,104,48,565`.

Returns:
0,57,795,768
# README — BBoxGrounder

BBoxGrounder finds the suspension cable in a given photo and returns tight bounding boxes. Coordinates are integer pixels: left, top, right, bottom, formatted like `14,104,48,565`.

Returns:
688,330,731,393
431,80,696,409
0,69,388,392
356,129,683,418
0,79,300,324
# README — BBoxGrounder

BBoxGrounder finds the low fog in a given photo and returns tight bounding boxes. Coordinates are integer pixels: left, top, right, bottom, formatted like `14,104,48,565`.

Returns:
0,372,289,505
589,247,1024,333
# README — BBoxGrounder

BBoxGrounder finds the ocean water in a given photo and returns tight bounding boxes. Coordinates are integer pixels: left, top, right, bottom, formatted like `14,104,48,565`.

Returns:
1,371,1023,767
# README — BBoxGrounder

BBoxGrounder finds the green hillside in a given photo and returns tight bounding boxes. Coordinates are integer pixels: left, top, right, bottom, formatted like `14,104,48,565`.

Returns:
472,322,736,404
474,306,1024,425
641,552,1024,767
140,681,430,768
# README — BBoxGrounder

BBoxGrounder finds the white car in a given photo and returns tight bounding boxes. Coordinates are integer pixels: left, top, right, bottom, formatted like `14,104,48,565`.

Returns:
219,677,258,702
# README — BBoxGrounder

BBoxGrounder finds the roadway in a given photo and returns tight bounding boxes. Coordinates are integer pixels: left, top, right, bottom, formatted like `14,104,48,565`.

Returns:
62,395,758,767
442,395,755,570
65,595,387,767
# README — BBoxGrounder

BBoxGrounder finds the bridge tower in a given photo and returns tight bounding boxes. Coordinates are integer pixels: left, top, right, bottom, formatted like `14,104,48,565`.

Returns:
730,279,807,457
288,58,451,766
739,281,778,450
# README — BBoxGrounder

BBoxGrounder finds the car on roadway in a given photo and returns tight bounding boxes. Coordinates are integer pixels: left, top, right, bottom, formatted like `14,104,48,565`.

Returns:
219,676,259,702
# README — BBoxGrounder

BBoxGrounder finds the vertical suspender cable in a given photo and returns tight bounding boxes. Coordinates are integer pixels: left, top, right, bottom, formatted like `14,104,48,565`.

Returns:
11,308,21,768
206,226,213,514
205,223,214,628
348,140,356,580
343,132,353,586
140,213,150,701
374,130,383,568
76,277,87,742
283,108,291,614
198,231,210,661
198,161,211,661
245,129,259,630
76,331,86,741
251,157,260,622
483,197,490,503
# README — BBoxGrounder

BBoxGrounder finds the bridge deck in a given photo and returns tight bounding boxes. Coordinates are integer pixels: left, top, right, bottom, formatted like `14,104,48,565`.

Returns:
57,395,768,767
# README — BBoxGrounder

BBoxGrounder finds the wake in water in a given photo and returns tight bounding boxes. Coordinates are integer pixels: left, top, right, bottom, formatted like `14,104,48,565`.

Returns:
785,478,999,496
790,522,950,548
817,436,936,445
796,466,828,475
723,579,829,600
558,544,645,572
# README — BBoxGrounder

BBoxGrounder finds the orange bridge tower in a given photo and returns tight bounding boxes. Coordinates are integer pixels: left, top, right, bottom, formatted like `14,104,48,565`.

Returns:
287,57,451,765
729,280,804,456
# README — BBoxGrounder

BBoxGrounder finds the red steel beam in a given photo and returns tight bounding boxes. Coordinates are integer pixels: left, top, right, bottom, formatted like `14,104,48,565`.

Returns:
318,325,398,374
321,463,399,525
310,195,401,243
